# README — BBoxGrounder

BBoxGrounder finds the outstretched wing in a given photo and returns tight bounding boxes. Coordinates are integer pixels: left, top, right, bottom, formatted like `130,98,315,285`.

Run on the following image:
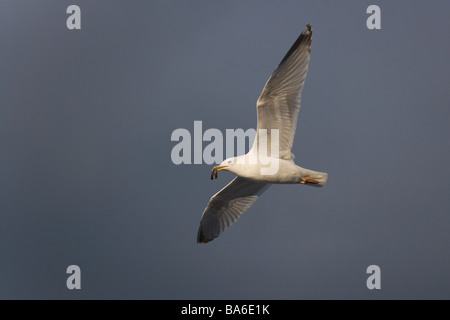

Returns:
197,177,270,243
252,24,312,160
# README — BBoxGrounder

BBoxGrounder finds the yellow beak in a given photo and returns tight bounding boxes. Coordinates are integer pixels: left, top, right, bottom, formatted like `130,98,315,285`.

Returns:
211,165,228,180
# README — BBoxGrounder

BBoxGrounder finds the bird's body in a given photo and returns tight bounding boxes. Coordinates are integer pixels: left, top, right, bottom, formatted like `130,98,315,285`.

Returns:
222,154,327,185
197,24,328,243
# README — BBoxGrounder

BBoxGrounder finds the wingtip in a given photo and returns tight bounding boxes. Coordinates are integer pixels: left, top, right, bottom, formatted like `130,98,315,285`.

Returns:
197,229,206,243
300,23,312,39
306,23,312,33
197,227,215,244
278,23,313,66
304,23,312,53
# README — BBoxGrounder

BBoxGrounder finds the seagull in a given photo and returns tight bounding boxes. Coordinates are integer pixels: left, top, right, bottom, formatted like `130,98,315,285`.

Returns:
197,24,328,243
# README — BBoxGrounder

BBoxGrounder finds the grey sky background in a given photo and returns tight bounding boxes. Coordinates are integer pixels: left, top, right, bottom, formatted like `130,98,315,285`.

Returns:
0,1,449,299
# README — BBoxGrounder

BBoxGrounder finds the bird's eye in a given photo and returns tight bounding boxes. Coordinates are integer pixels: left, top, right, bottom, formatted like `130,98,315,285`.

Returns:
227,160,232,164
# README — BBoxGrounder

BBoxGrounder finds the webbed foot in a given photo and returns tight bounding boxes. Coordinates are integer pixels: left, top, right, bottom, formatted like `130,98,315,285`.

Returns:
300,177,319,184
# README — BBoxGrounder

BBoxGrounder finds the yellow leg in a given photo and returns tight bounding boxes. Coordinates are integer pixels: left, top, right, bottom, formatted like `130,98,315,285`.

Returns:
300,177,319,184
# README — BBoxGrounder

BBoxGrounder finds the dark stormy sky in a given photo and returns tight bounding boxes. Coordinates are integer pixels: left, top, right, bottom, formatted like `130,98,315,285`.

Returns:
0,1,449,299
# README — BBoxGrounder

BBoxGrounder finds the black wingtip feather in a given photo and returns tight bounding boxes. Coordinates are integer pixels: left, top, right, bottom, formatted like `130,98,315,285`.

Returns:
197,230,204,243
278,23,312,67
197,227,211,244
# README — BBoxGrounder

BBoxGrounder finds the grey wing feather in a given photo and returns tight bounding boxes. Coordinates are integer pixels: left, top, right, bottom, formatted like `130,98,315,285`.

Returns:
253,24,312,160
197,177,270,243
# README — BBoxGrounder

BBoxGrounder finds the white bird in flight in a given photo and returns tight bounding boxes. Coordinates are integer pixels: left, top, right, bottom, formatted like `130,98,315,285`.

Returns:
197,24,328,243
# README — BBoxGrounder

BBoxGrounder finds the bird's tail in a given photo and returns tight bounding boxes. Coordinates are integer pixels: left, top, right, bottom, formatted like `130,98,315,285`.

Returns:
315,172,328,186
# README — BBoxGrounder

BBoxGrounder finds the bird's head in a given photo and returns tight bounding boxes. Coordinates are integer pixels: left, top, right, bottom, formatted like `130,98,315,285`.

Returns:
210,158,235,180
